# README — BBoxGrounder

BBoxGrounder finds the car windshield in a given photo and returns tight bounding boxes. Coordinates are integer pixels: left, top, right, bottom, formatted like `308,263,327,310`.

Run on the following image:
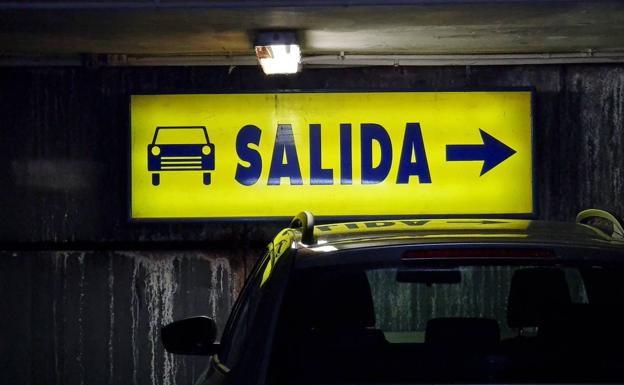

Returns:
268,258,624,384
154,127,207,144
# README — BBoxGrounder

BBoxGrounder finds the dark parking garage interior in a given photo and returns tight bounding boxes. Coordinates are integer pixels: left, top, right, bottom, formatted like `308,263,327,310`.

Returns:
1,2,624,385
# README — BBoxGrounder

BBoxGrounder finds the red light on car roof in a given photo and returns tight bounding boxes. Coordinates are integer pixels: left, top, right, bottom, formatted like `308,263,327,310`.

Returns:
402,248,556,260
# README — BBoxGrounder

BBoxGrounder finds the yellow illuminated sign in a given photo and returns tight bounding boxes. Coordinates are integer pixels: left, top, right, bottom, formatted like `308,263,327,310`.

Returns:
130,91,534,219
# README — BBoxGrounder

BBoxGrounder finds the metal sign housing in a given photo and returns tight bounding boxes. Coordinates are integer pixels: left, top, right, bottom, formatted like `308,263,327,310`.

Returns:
130,90,535,220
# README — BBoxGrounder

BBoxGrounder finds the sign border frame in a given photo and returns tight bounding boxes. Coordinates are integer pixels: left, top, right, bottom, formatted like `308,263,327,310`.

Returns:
127,87,537,222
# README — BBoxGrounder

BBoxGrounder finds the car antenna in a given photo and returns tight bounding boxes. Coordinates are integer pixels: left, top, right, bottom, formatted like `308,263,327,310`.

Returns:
289,211,316,245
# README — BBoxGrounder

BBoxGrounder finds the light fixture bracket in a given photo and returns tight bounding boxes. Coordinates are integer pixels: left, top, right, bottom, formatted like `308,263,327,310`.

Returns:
254,31,298,47
254,31,301,75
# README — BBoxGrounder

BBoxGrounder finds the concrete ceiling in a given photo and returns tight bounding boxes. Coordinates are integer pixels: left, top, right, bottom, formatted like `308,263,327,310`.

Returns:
0,1,623,63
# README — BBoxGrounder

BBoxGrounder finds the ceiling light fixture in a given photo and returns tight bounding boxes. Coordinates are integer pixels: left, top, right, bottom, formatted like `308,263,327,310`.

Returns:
254,31,301,75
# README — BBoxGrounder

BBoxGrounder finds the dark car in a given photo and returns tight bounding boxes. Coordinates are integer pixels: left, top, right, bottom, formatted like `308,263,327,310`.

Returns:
148,126,216,186
162,209,624,385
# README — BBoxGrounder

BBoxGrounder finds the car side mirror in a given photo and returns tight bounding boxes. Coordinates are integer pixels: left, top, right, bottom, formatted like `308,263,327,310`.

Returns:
161,316,218,355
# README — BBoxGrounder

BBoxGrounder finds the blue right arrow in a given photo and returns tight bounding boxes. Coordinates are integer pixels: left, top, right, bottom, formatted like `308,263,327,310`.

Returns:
446,129,517,176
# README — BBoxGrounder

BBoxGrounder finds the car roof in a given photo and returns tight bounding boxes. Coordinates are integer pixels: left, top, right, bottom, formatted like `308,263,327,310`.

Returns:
300,218,624,252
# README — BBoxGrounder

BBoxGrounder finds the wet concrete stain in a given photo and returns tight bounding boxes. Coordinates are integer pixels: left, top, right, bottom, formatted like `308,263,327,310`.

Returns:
0,250,251,385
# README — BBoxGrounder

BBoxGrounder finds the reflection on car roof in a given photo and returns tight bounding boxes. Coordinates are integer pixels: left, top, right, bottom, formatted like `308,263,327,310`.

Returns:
310,218,624,249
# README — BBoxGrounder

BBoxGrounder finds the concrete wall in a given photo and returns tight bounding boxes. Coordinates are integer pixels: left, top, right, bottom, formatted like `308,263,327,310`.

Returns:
1,64,623,385
0,249,254,385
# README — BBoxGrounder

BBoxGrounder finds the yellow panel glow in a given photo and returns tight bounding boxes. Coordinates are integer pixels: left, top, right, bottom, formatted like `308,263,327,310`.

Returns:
130,91,534,219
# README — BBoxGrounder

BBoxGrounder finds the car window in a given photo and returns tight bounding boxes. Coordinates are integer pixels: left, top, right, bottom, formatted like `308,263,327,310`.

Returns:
218,252,270,368
269,260,623,384
368,266,588,342
220,230,295,374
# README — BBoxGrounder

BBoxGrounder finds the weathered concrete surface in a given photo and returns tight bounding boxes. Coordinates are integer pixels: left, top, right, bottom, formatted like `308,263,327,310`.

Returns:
0,64,623,385
1,1,624,56
1,65,622,243
0,249,257,385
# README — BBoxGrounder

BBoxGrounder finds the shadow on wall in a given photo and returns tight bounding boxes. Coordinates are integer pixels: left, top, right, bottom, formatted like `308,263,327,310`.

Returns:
0,250,255,385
